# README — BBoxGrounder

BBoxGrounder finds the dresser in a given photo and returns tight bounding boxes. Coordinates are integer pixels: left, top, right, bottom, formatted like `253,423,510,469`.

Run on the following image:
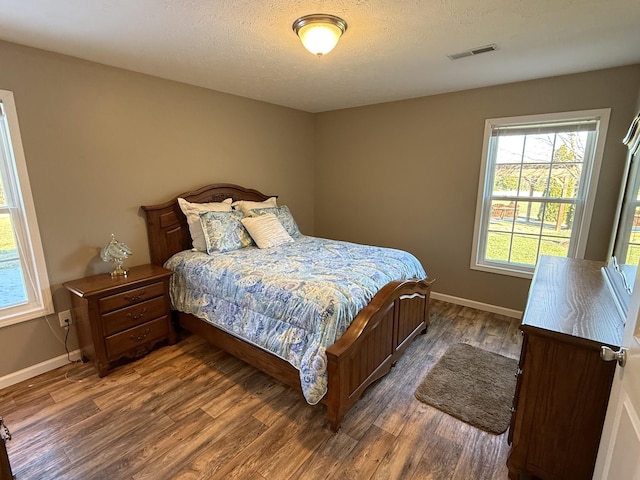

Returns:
507,256,625,480
63,264,175,376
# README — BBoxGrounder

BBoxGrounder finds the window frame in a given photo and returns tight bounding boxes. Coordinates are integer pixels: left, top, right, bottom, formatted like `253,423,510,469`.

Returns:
0,89,53,327
471,109,611,278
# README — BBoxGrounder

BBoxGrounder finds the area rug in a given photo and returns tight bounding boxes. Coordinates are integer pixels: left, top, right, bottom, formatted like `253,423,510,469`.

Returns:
414,343,518,434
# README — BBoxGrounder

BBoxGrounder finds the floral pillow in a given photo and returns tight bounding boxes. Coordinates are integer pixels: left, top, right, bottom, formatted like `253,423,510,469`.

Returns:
199,210,254,254
248,205,301,237
178,197,233,252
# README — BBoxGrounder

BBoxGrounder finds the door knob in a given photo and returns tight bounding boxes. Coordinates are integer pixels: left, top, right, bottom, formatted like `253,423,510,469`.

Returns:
600,346,627,367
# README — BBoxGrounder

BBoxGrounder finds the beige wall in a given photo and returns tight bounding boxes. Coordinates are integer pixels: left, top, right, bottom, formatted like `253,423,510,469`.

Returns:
1,36,639,380
314,65,640,311
0,40,315,377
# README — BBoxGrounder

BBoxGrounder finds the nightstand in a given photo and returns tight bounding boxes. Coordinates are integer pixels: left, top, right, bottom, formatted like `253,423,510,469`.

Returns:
63,264,175,377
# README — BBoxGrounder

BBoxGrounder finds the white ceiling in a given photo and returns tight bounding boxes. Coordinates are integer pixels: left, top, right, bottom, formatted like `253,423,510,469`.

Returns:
0,0,639,113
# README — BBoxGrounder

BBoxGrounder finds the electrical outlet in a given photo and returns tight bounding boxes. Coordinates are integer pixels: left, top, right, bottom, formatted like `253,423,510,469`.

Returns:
58,310,72,328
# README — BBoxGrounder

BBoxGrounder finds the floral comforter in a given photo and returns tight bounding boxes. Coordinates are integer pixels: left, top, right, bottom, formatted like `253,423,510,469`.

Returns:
164,236,426,404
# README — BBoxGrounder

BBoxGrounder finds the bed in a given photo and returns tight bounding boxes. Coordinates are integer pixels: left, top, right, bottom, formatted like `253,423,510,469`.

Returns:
142,183,434,431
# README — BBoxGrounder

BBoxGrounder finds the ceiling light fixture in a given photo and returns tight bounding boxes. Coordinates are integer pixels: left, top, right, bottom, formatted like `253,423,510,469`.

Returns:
292,14,347,56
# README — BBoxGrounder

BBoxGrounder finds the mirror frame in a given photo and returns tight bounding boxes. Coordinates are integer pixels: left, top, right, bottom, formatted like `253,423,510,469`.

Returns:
605,111,640,315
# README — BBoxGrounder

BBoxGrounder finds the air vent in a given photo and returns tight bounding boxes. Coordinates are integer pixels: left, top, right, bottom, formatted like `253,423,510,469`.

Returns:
447,44,497,61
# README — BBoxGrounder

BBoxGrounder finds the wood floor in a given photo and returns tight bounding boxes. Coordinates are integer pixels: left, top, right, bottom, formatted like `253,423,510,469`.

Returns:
0,300,522,480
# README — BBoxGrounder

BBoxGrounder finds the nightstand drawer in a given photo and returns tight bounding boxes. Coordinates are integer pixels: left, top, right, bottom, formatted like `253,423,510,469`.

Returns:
102,296,168,336
99,281,165,313
106,316,169,358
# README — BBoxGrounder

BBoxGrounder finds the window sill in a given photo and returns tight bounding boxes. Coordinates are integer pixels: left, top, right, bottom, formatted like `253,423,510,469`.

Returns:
470,262,534,280
0,303,55,328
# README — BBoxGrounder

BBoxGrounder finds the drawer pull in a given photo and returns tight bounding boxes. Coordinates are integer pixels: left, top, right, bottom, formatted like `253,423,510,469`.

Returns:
130,328,150,342
126,308,148,321
123,291,146,302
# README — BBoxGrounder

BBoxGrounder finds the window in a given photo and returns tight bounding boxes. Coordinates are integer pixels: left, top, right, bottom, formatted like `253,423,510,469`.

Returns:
0,89,53,326
472,109,610,278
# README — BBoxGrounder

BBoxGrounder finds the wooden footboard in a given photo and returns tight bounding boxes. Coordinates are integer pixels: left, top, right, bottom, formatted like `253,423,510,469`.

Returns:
176,277,433,431
325,278,434,431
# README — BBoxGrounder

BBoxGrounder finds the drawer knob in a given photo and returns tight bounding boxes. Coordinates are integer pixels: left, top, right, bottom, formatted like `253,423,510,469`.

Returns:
130,328,150,343
600,346,626,367
126,308,148,321
124,291,146,302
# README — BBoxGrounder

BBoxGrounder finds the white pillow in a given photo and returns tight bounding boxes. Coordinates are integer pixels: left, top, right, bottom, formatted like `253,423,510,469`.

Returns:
178,197,232,252
232,197,277,215
241,213,293,249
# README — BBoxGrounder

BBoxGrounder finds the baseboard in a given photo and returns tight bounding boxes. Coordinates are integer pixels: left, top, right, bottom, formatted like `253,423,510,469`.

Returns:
431,292,523,319
0,349,81,390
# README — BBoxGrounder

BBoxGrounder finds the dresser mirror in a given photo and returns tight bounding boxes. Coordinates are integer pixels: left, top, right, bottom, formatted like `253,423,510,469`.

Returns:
605,111,640,316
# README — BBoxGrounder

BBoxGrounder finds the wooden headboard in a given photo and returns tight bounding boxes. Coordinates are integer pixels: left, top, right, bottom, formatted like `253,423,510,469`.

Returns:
141,183,273,266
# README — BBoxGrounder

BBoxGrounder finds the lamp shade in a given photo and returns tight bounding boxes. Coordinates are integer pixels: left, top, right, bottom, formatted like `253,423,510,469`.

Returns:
293,14,347,56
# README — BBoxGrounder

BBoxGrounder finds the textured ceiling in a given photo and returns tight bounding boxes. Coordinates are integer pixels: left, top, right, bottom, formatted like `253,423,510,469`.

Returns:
0,0,639,112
